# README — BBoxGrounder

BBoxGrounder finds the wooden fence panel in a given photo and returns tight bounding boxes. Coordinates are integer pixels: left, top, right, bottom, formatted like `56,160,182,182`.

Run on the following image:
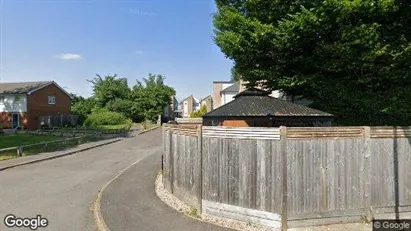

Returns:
370,137,411,213
202,136,283,214
287,138,368,219
163,125,411,228
162,125,200,208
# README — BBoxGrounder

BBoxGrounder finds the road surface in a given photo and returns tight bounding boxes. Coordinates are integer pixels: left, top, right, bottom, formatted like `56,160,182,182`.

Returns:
0,129,162,231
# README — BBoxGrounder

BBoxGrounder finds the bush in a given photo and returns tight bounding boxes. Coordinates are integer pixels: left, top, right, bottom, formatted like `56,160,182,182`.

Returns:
190,105,208,118
84,108,132,128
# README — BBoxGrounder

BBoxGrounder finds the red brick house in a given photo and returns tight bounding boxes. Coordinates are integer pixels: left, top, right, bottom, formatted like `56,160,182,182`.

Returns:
0,81,71,130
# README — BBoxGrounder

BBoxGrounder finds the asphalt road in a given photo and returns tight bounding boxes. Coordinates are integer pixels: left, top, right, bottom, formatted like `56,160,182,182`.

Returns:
0,129,162,231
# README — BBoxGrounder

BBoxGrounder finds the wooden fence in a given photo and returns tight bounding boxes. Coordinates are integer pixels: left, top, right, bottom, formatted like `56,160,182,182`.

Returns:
175,118,203,124
0,134,99,157
162,125,411,229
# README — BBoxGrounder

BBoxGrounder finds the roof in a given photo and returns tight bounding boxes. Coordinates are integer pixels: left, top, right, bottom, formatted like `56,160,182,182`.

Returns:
233,87,269,98
203,89,333,117
213,81,234,84
0,81,72,98
181,95,199,103
221,82,240,93
0,81,52,94
200,95,212,102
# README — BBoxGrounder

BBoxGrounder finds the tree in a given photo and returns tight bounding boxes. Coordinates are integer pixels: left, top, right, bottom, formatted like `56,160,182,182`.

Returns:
214,0,411,125
71,97,98,124
131,73,176,121
105,98,138,121
71,73,175,124
190,104,208,118
87,74,131,108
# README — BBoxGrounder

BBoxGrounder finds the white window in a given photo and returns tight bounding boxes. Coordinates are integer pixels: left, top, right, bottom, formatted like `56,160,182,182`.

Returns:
48,96,56,105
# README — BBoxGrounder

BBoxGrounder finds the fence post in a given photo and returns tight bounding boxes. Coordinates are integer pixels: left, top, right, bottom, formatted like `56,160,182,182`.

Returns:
197,124,203,213
280,126,288,231
169,127,174,193
363,126,372,219
17,147,22,156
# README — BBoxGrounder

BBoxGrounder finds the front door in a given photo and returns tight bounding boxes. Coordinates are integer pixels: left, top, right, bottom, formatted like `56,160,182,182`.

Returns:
12,113,20,129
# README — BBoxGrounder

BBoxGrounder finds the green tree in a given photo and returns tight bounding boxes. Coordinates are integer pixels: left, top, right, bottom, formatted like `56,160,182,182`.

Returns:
71,96,98,124
214,0,411,125
190,105,208,118
131,73,176,121
87,74,131,108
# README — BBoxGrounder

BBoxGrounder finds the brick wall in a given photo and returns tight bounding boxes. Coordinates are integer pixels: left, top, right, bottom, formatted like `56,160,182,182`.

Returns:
27,84,71,129
0,112,28,129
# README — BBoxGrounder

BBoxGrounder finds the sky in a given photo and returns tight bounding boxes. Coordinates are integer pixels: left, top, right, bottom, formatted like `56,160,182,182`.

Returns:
0,0,233,101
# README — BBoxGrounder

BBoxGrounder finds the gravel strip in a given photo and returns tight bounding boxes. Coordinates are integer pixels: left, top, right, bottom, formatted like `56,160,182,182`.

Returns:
155,173,372,231
155,172,276,231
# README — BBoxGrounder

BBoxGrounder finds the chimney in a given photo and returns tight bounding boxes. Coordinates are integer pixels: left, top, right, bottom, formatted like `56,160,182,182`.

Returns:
213,82,223,109
239,79,247,92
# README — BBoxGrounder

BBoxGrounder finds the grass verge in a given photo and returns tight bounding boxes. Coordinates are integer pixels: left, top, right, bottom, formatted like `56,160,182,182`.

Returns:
0,134,101,161
0,134,59,149
134,121,158,131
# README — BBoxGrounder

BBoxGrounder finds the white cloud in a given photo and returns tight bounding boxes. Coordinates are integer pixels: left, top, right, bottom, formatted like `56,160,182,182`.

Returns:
135,50,144,55
54,53,83,60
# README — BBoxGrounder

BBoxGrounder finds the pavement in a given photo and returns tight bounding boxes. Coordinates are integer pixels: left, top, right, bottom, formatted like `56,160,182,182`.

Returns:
0,128,229,231
100,130,232,231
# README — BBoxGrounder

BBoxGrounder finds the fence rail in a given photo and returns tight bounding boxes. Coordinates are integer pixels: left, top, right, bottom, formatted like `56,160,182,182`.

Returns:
175,118,203,124
203,126,280,140
0,129,127,159
162,125,411,229
0,134,98,157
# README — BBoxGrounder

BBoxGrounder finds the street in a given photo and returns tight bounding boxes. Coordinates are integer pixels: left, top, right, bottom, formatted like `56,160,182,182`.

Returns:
0,129,162,231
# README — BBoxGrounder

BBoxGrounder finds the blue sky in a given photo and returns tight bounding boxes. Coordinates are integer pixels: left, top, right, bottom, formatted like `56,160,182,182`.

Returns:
0,0,233,101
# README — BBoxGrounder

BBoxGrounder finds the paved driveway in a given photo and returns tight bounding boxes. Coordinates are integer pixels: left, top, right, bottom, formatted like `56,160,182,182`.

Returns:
0,129,162,231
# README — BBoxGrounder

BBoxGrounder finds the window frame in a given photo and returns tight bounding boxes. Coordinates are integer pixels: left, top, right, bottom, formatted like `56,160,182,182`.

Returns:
48,96,56,105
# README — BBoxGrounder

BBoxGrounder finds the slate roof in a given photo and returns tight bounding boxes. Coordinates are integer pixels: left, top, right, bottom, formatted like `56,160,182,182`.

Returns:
0,81,53,94
203,89,333,117
213,81,234,84
221,82,239,93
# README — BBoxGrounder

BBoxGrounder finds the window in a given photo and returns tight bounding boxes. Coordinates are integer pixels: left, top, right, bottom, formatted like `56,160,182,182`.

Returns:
0,96,4,104
48,96,56,105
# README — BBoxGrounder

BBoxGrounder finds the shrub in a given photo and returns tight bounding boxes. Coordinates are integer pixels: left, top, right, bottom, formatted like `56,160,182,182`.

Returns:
84,108,131,128
190,105,208,118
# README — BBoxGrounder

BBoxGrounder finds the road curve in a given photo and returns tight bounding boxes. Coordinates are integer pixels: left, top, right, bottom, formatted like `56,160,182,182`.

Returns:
99,144,232,231
0,129,162,231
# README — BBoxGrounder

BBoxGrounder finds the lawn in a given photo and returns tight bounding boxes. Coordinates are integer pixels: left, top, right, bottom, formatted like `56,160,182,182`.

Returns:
94,124,132,130
134,121,159,131
0,134,59,149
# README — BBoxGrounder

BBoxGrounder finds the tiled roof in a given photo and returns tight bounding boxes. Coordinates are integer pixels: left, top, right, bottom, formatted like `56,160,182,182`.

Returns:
0,81,53,94
204,89,333,117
